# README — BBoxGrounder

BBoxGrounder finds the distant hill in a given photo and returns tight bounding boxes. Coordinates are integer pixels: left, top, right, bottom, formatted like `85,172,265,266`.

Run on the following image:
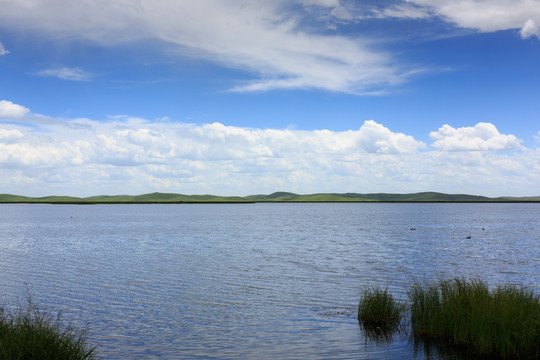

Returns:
0,194,89,203
0,191,538,204
495,196,540,201
246,191,494,202
75,192,247,203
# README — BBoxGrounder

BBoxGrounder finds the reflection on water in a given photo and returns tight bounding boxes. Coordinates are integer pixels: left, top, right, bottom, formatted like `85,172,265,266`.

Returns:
359,323,402,346
359,315,496,360
0,203,538,359
411,336,496,360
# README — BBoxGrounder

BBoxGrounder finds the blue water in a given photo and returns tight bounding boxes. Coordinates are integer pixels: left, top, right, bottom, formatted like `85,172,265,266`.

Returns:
0,203,538,359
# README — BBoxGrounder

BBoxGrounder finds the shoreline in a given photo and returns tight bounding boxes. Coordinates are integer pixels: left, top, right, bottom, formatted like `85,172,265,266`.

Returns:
1,200,539,204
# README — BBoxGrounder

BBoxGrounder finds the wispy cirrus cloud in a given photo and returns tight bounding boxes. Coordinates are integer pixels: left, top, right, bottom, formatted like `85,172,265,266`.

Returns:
0,1,538,94
0,0,418,94
520,19,540,39
372,4,431,20
296,0,540,39
0,41,9,55
314,1,540,39
34,67,92,81
407,0,540,39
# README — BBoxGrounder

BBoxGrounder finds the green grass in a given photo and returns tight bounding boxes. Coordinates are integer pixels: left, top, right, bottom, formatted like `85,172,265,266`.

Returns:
358,287,404,334
408,278,540,359
0,297,96,360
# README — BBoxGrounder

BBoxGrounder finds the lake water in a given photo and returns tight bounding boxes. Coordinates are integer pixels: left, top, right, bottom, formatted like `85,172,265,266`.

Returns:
0,203,538,359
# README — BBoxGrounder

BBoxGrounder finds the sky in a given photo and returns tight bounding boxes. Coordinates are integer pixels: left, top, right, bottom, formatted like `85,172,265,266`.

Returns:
0,0,539,197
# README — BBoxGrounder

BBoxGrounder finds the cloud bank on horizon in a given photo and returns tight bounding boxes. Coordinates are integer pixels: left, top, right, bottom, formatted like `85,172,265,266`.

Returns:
0,0,539,197
1,101,538,197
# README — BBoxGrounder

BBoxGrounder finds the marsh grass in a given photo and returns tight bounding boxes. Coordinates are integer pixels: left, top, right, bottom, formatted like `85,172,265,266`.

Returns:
358,287,404,338
0,296,96,360
409,278,540,359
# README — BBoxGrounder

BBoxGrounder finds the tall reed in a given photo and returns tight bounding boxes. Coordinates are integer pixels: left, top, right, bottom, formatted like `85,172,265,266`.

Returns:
0,297,96,360
409,278,540,359
358,287,404,333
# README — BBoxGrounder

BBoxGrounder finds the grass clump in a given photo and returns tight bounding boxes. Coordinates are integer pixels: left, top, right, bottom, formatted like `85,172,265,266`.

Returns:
409,278,540,359
358,287,404,334
0,297,96,360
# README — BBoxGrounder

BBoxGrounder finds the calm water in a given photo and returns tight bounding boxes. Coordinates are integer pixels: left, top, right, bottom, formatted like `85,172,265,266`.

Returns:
0,203,538,359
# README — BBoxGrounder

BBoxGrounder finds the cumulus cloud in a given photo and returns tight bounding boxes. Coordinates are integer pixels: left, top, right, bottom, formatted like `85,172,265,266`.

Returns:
430,122,523,151
0,0,415,94
0,115,422,167
407,0,540,38
0,100,30,118
0,128,24,142
34,67,92,81
357,120,426,153
0,41,9,55
0,113,425,195
0,110,537,197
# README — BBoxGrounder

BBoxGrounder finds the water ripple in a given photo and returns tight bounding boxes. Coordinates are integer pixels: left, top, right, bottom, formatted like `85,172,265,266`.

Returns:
0,203,538,359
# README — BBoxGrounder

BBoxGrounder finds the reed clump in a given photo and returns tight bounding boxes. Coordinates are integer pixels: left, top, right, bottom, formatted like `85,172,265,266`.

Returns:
358,287,404,333
0,297,96,360
409,278,540,359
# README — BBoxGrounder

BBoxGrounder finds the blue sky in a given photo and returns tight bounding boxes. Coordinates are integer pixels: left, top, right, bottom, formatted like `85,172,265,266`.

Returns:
0,0,539,197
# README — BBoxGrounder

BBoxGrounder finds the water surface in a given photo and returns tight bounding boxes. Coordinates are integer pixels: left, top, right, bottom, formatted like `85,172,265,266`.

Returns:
0,203,538,359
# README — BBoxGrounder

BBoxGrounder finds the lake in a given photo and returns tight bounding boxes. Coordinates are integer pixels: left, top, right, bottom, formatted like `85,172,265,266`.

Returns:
0,203,538,359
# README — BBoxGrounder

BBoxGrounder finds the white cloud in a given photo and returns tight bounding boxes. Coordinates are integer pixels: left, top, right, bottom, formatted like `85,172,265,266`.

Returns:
408,0,540,38
0,128,24,142
0,110,538,197
299,1,540,40
374,4,431,20
0,41,9,55
430,122,523,151
299,0,340,7
0,115,423,168
1,1,537,94
0,0,414,94
520,19,540,38
0,100,30,118
35,67,92,81
298,0,354,20
356,120,426,154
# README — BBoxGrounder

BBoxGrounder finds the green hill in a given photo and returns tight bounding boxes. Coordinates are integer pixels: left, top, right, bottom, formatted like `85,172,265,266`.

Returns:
0,191,538,204
244,191,492,202
84,192,249,203
0,194,89,203
0,194,36,202
496,196,540,201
